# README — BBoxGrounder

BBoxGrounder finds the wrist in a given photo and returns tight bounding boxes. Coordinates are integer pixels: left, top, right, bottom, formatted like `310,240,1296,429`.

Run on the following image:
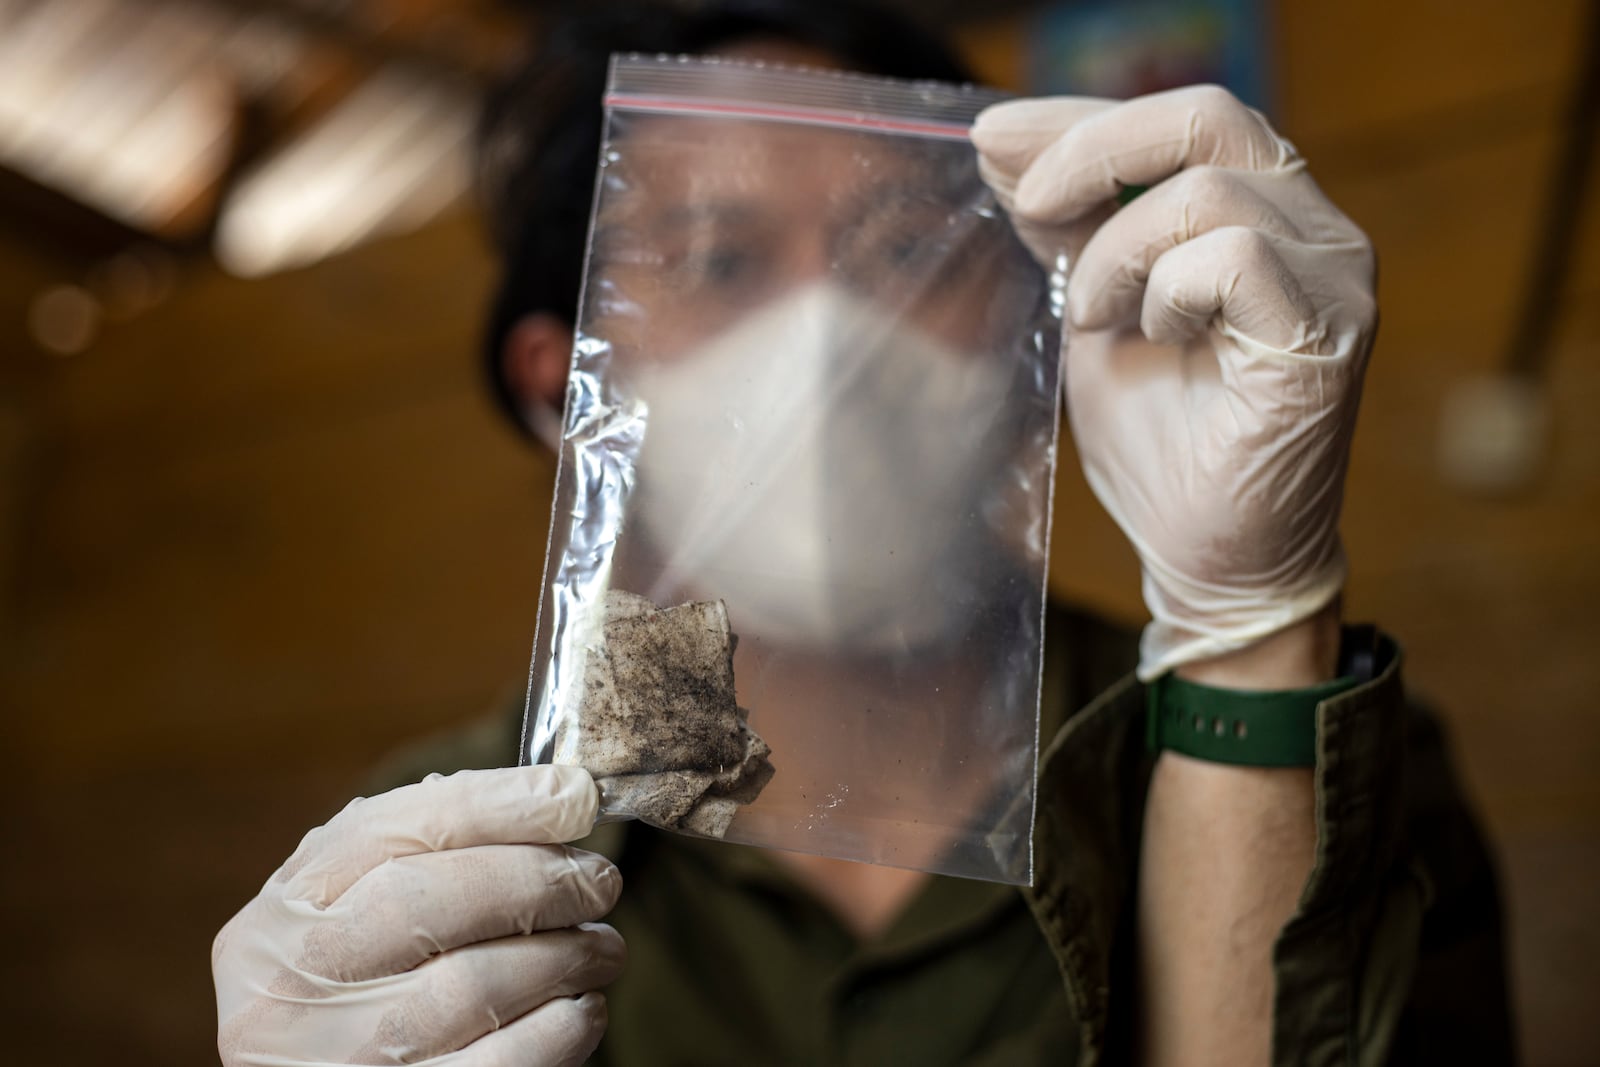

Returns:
1174,599,1343,691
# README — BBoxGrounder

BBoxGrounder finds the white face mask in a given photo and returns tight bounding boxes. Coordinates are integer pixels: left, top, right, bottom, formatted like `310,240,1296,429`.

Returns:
627,282,1013,652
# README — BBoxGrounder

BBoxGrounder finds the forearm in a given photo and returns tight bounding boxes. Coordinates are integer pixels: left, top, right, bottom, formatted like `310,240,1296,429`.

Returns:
1135,602,1341,1067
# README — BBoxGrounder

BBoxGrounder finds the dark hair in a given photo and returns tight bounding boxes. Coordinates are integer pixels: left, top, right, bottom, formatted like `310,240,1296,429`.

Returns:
476,0,974,431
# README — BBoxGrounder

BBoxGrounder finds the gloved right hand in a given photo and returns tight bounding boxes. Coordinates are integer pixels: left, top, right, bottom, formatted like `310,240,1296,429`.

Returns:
973,88,1376,680
213,765,624,1066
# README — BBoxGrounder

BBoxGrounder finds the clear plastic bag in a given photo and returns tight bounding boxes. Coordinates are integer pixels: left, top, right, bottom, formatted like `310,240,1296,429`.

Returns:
523,55,1061,884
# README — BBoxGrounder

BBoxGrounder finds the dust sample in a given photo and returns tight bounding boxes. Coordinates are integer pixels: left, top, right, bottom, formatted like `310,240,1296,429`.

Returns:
559,590,774,837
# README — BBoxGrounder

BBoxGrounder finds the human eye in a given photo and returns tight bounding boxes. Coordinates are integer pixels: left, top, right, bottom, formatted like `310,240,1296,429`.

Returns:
883,229,939,268
688,243,756,286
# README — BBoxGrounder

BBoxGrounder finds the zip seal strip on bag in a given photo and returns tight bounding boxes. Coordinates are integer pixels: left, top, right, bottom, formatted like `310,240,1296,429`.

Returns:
604,54,1002,139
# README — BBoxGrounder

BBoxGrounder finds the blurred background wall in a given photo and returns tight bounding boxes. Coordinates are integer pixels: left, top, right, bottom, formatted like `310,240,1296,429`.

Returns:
0,0,1595,1063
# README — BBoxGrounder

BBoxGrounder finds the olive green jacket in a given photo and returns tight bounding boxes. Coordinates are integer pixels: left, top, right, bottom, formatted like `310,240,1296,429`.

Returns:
375,604,1515,1065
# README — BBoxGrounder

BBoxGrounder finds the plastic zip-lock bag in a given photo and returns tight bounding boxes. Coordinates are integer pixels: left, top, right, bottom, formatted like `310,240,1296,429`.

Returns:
523,55,1061,884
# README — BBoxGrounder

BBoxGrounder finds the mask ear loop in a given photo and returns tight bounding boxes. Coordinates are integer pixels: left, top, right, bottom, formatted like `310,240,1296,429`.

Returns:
524,397,567,452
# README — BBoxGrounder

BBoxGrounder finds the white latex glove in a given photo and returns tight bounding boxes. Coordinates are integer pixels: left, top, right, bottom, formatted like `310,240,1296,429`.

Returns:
213,765,624,1066
972,86,1377,679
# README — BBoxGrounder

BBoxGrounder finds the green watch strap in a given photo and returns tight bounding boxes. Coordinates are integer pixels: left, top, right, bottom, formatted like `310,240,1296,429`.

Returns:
1145,671,1362,767
1116,183,1149,206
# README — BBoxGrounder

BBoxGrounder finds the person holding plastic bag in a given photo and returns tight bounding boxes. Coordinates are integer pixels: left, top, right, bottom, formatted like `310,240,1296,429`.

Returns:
212,2,1514,1064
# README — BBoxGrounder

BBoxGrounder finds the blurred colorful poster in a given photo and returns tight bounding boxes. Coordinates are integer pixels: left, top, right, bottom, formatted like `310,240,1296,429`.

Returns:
1025,0,1270,111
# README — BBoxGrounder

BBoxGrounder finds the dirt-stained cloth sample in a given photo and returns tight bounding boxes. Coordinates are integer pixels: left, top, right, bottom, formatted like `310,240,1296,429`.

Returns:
563,590,773,837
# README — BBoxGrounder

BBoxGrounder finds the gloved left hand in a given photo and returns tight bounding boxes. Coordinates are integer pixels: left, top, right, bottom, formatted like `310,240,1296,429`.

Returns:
972,87,1377,679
